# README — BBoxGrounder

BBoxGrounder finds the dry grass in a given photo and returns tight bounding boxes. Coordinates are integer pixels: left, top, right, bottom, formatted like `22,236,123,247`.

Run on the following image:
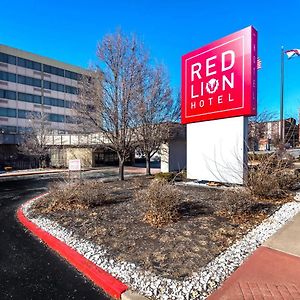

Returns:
135,179,183,227
33,180,109,213
221,188,255,215
29,176,294,279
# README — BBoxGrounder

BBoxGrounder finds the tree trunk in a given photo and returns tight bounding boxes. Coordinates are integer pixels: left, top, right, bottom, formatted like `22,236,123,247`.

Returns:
145,152,151,175
119,157,125,180
38,157,42,168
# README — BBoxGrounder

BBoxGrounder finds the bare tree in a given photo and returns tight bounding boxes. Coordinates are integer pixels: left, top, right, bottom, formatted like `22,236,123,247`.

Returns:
248,111,277,152
18,111,52,168
134,65,180,175
77,31,148,180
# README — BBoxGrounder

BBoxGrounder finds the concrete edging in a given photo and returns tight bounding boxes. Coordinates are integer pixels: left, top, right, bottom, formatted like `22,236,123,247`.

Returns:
17,196,134,300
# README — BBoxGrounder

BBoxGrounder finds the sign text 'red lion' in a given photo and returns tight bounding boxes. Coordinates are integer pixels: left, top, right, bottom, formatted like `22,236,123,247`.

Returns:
181,26,257,124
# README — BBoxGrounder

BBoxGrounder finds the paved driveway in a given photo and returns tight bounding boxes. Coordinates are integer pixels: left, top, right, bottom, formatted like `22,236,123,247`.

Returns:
0,177,110,300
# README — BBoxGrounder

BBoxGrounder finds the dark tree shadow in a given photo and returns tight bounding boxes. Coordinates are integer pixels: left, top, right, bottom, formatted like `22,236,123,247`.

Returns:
177,201,213,218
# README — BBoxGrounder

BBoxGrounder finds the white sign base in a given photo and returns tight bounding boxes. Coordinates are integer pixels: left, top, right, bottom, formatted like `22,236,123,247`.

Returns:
187,116,248,184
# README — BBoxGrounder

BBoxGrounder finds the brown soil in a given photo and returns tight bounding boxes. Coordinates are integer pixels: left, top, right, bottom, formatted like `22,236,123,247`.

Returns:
29,177,291,280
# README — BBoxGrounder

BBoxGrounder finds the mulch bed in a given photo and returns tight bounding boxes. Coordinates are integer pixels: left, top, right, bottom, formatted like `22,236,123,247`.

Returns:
29,177,291,280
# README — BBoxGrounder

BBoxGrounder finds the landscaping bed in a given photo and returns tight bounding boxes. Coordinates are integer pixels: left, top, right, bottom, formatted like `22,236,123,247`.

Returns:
28,176,292,280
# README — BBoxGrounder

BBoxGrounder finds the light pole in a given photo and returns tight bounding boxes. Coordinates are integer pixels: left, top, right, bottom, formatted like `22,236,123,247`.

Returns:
280,46,284,144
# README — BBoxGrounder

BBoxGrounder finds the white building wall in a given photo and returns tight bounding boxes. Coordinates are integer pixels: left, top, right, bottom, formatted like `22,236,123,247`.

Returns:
187,116,248,184
160,140,186,173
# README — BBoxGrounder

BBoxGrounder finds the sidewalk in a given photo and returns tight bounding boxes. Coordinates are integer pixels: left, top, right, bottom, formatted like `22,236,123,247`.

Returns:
0,168,68,178
0,166,160,180
208,213,300,299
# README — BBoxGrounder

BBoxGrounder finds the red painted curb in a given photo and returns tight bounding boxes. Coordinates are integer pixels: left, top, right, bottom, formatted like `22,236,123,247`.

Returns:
17,197,128,299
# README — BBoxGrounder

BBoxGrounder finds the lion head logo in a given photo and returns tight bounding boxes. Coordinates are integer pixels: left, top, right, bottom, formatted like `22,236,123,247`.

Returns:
206,78,219,94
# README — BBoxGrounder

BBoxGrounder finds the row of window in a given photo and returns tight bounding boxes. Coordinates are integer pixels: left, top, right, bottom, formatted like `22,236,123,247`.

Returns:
0,125,18,134
0,52,81,80
0,70,41,87
0,125,73,134
0,107,71,123
0,89,75,108
44,96,73,108
0,71,78,94
18,74,41,87
0,52,42,71
0,89,16,100
18,92,41,104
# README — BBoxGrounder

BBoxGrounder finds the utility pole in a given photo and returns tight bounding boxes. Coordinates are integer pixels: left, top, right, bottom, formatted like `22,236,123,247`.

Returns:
280,46,284,144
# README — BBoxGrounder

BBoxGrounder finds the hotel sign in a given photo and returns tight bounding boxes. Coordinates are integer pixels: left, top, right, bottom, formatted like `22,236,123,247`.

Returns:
181,26,257,124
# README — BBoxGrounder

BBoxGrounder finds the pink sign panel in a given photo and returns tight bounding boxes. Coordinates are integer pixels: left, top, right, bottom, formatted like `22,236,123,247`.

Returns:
181,26,257,124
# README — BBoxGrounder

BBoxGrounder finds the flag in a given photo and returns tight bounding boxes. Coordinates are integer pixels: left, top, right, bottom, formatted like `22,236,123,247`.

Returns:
257,57,262,70
285,49,300,59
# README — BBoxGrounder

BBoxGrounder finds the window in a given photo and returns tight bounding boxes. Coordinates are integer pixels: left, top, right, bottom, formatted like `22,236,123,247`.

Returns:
33,61,41,71
0,52,16,65
33,78,42,87
17,75,42,87
17,110,27,118
48,113,65,123
0,107,16,118
43,64,64,77
17,74,26,84
17,58,26,68
65,85,77,94
0,71,16,82
33,95,42,103
44,96,65,107
18,92,42,104
18,92,30,102
57,83,64,92
43,80,50,89
18,109,40,119
58,99,64,107
65,100,72,108
65,70,80,80
17,57,42,71
43,80,67,93
0,89,17,100
0,125,17,134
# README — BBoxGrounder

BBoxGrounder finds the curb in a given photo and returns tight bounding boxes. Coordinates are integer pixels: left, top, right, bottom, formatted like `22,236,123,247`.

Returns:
17,197,128,300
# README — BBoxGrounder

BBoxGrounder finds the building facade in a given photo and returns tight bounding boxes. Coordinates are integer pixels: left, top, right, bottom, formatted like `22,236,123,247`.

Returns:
249,117,299,151
0,44,87,168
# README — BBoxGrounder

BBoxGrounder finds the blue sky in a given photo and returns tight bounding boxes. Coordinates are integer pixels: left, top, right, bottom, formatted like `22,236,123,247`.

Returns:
1,0,300,120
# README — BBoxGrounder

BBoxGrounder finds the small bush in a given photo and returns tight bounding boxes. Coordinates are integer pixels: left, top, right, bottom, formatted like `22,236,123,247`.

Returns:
222,188,255,215
135,179,182,227
154,172,176,182
248,152,273,162
247,152,298,199
39,180,108,213
154,171,186,182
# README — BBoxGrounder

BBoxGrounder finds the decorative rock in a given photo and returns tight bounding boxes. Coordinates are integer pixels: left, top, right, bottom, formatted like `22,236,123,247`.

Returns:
22,197,300,300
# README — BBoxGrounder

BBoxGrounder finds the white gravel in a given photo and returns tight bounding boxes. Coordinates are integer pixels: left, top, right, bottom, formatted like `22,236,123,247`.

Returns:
22,195,300,300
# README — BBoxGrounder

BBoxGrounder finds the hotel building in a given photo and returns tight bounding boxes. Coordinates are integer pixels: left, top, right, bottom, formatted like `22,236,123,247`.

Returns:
0,44,87,167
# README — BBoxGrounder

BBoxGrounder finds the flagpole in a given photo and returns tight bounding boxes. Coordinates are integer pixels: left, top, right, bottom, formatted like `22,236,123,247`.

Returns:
280,46,284,144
